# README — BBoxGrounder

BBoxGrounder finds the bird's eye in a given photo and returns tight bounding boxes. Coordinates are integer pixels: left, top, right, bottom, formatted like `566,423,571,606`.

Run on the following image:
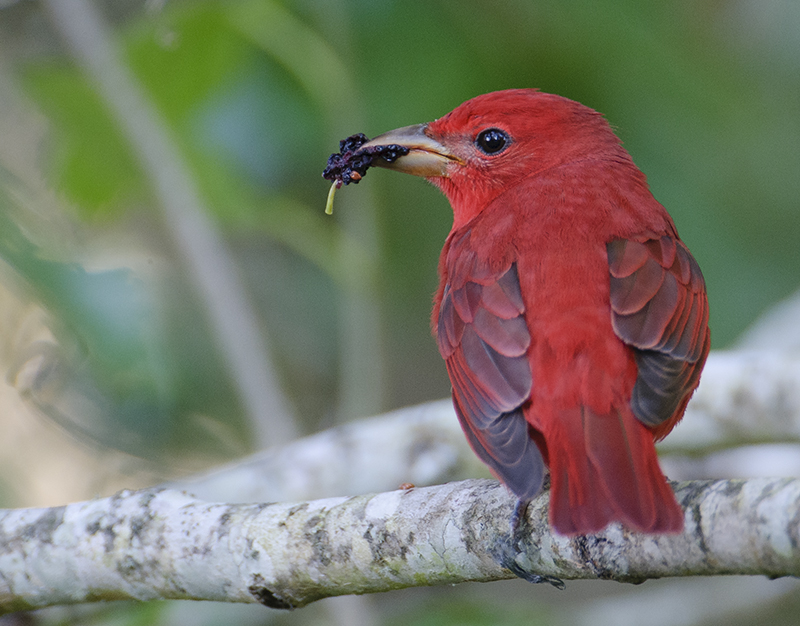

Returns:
475,128,509,154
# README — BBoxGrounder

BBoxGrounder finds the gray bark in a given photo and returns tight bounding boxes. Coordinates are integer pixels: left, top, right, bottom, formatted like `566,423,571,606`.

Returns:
1,477,798,614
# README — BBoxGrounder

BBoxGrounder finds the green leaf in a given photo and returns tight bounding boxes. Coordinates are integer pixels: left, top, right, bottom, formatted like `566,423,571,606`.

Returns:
23,65,144,215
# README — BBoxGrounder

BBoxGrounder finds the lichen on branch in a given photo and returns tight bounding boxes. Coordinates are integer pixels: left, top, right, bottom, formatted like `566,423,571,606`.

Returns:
1,477,799,615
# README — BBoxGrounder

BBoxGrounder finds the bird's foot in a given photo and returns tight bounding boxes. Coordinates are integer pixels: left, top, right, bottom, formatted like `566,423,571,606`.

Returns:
496,498,564,589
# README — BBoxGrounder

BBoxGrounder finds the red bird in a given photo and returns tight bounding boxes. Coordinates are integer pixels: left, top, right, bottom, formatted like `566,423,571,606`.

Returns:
361,89,709,534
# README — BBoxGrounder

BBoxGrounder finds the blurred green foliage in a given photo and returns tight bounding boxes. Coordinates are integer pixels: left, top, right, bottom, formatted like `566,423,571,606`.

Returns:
0,189,170,442
24,68,143,212
2,0,799,465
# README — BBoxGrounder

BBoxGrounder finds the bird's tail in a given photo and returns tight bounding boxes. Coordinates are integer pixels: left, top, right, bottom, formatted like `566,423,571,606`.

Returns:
542,405,684,535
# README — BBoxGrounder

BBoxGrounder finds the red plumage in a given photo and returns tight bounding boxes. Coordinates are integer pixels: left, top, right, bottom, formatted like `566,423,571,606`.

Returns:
361,89,710,534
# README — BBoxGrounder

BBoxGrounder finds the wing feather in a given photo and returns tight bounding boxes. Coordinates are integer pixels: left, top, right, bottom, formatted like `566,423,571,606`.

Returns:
608,236,710,432
437,250,543,500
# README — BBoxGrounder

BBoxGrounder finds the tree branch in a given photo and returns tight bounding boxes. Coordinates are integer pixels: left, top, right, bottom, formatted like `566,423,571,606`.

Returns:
175,350,800,504
663,350,800,452
173,399,472,503
1,478,798,614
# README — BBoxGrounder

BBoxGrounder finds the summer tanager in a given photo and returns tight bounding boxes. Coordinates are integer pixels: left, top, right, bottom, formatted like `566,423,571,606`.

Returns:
360,89,710,534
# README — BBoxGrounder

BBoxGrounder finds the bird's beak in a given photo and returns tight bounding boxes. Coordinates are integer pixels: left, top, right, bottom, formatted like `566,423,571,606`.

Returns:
360,123,459,178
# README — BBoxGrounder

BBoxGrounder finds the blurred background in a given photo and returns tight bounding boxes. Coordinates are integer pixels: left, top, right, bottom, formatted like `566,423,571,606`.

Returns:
0,0,798,625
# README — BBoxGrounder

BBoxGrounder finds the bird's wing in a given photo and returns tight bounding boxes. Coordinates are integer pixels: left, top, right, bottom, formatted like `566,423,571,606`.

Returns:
607,235,710,436
438,231,544,499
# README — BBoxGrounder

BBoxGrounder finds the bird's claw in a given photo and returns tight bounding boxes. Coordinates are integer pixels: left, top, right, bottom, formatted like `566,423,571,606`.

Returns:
494,498,565,589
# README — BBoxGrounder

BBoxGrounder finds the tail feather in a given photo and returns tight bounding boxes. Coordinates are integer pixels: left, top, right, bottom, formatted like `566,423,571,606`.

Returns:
545,405,683,535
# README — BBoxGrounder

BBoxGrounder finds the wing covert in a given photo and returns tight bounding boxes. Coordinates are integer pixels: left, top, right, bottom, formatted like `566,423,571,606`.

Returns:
608,236,710,432
437,255,544,500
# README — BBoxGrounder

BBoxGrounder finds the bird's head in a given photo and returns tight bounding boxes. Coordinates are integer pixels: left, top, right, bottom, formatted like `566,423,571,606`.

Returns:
362,89,626,227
